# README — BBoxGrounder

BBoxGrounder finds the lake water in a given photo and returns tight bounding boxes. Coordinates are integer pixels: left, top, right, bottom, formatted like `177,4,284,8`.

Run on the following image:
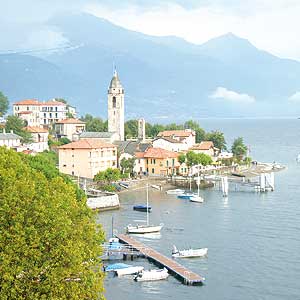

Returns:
98,119,300,300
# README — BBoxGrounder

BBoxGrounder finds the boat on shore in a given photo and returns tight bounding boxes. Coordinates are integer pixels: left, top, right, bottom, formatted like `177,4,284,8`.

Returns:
172,245,208,258
116,266,144,276
133,205,152,212
166,189,185,195
134,268,169,282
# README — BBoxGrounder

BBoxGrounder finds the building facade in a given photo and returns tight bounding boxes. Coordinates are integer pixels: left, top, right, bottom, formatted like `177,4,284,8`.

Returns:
24,126,49,152
58,139,117,179
0,130,21,149
190,141,216,157
157,129,196,149
107,70,124,141
55,118,86,141
13,99,76,128
153,137,188,152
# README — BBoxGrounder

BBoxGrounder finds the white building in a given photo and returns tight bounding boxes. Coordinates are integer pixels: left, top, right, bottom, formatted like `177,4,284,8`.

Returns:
0,130,21,149
157,129,196,149
107,69,124,141
24,126,49,153
13,99,76,128
55,118,86,141
153,137,188,152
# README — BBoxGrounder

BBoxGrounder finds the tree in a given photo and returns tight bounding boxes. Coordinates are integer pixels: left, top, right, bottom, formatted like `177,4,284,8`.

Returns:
124,120,138,138
205,130,227,150
178,153,186,164
0,147,105,299
120,157,135,174
184,120,206,143
0,91,9,117
186,151,213,167
232,137,248,157
5,115,32,143
81,114,107,132
94,168,121,184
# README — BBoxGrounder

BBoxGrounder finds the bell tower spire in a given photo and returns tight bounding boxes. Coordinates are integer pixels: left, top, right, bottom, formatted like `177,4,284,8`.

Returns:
107,68,125,141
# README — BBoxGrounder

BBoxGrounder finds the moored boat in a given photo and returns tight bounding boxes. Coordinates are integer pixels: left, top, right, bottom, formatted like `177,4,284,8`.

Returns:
172,245,208,258
126,223,163,234
134,268,169,282
116,266,144,276
177,193,195,200
133,205,152,212
166,189,185,195
104,263,131,272
189,195,204,203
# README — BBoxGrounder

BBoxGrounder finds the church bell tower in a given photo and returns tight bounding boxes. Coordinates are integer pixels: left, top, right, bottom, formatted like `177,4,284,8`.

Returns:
108,69,124,141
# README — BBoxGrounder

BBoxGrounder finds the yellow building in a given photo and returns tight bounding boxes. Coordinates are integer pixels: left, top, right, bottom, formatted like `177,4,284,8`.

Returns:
58,139,117,179
142,147,179,176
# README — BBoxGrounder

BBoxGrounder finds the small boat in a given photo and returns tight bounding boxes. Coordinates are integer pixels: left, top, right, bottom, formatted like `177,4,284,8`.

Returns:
189,195,204,203
115,266,144,276
166,189,185,195
134,268,169,282
172,245,208,258
127,184,163,234
151,184,161,190
104,263,131,272
133,205,152,212
119,182,129,189
127,224,163,234
177,193,195,200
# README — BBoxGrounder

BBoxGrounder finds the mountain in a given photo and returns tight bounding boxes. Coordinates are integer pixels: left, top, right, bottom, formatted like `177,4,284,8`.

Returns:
1,13,300,119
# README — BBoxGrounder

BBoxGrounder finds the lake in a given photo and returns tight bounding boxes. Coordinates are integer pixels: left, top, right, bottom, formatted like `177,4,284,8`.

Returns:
98,119,300,300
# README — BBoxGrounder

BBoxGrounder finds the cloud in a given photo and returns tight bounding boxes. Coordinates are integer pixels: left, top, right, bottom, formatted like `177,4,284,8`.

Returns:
210,87,255,104
289,91,300,102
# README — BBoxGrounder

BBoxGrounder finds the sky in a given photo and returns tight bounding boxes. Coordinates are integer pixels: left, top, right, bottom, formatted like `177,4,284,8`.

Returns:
1,0,300,60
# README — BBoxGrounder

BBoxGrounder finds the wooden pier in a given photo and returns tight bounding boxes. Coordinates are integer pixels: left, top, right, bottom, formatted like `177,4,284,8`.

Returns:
116,234,205,285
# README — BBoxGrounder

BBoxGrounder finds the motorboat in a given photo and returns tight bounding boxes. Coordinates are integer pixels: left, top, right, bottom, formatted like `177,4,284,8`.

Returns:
104,263,131,272
133,205,152,212
127,184,163,234
115,266,144,276
189,195,204,203
166,189,185,195
134,268,169,282
151,184,161,190
172,245,208,258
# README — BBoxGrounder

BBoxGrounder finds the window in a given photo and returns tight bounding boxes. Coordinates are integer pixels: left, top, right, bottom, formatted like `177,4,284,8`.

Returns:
166,160,169,167
112,96,117,108
72,171,74,175
172,159,175,166
152,168,155,174
153,159,156,164
63,164,67,167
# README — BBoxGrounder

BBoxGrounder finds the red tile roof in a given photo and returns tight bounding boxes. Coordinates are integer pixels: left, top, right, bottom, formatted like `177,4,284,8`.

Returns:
18,111,33,115
14,99,40,105
143,147,178,159
25,126,48,133
191,141,214,150
43,100,66,106
56,118,85,124
58,139,116,150
157,129,195,138
135,152,145,158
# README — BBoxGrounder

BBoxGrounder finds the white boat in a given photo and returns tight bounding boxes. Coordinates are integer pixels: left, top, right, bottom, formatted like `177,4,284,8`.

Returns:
151,184,161,190
172,245,208,258
116,266,144,276
189,195,204,203
189,171,204,203
127,184,163,234
166,189,185,195
134,268,169,282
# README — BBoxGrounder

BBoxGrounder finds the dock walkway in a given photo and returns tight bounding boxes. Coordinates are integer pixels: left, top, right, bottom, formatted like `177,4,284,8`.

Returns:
116,233,205,285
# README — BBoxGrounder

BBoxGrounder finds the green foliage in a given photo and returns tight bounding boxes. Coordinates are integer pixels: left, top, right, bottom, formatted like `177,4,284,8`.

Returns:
81,114,107,132
59,137,71,145
124,120,138,138
205,130,227,150
5,115,32,143
102,184,117,192
232,137,248,157
184,120,206,143
186,151,213,167
120,157,135,174
0,91,9,116
94,168,121,184
48,137,71,149
178,153,186,164
0,147,105,299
